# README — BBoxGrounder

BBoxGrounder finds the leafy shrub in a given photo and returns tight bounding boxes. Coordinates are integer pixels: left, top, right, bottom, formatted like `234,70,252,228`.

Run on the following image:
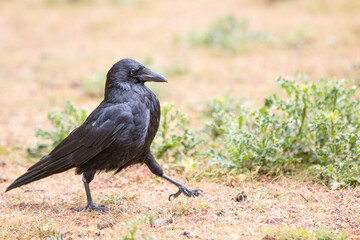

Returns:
207,76,360,188
29,101,200,168
188,14,271,52
27,77,360,189
203,95,246,138
28,100,87,157
151,103,202,163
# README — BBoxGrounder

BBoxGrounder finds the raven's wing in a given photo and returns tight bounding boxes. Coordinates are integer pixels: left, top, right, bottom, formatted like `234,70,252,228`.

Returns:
6,104,133,192
30,104,133,169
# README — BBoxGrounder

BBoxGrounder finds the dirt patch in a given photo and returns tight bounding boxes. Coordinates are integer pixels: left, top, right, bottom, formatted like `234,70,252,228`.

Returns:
1,164,359,239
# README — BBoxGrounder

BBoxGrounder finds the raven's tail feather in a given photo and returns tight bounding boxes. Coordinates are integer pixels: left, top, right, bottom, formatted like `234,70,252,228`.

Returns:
5,155,74,192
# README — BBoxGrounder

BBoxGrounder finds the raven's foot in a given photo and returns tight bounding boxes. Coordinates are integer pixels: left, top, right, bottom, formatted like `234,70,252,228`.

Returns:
73,204,108,212
169,185,203,201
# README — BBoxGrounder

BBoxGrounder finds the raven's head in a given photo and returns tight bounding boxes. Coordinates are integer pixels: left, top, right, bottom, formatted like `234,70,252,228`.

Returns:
106,58,167,86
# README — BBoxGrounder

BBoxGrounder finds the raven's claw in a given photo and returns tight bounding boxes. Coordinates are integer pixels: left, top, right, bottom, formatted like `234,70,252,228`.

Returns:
168,185,203,201
73,204,108,212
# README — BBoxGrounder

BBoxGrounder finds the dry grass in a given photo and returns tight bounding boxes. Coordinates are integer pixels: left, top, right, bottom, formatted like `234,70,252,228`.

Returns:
1,0,360,239
1,164,360,239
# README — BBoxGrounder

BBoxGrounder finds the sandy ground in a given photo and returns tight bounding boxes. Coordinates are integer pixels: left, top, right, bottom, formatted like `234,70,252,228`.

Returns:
1,163,360,239
1,0,360,239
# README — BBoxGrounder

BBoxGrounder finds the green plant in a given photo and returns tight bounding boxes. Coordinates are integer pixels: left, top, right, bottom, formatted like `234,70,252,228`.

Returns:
207,76,360,188
282,28,313,48
263,226,348,240
47,233,65,240
28,100,88,157
36,219,58,238
188,14,271,52
203,95,246,138
120,216,157,240
151,102,202,163
80,72,105,98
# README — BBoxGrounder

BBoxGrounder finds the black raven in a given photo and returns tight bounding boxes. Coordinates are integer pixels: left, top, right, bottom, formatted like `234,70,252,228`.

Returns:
6,58,202,211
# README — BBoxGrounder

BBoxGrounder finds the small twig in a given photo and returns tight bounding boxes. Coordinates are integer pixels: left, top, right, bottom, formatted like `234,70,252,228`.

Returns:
299,193,309,202
24,189,46,192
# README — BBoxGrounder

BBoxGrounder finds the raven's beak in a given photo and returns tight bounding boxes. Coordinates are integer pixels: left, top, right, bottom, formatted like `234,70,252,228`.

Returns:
139,68,168,83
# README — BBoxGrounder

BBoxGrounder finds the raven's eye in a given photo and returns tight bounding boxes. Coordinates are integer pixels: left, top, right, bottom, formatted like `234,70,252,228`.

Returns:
129,69,138,76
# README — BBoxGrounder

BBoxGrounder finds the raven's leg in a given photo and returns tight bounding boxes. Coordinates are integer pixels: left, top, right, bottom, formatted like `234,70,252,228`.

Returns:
161,174,203,201
145,153,203,201
73,170,107,212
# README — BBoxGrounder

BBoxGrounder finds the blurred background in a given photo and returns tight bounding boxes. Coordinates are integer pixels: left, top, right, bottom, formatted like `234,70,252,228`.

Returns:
1,0,360,147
